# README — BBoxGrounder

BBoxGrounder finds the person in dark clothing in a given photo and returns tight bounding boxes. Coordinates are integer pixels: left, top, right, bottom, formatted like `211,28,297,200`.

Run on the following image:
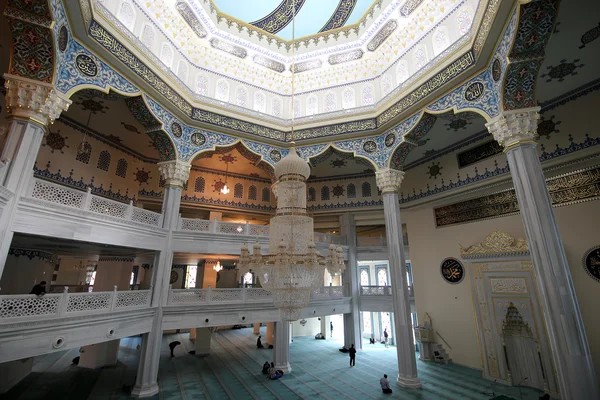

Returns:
349,344,356,366
168,341,181,357
380,374,392,394
262,361,270,374
330,321,333,337
30,281,46,296
257,335,264,348
384,328,389,348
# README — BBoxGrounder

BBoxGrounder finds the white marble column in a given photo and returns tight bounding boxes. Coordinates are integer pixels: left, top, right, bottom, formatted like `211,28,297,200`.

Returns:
340,213,362,351
0,74,70,279
487,108,599,400
131,160,190,398
273,321,291,373
376,168,421,389
266,322,274,345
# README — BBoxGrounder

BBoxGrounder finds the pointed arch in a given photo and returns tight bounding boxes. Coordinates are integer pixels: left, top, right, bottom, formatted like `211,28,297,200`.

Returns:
342,87,356,109
413,45,428,70
432,26,451,56
293,98,302,118
272,96,282,117
235,85,248,107
195,74,208,96
254,91,266,113
248,185,257,200
347,183,356,198
115,158,128,177
306,145,378,172
262,187,271,202
308,187,316,202
389,112,438,169
194,177,205,192
118,1,136,30
160,43,174,69
381,74,393,97
362,85,374,106
325,92,336,112
97,151,111,171
306,94,318,116
396,60,409,85
457,7,474,35
361,182,371,197
76,142,92,164
177,60,188,82
140,23,155,52
234,183,244,198
215,79,230,102
321,186,330,201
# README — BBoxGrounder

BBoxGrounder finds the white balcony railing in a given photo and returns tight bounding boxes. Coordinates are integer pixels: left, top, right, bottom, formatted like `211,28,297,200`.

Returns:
167,286,346,306
360,285,414,297
0,287,151,322
28,178,162,227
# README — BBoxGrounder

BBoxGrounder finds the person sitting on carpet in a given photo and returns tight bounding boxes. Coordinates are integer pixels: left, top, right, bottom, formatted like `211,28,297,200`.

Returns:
380,374,392,394
257,335,264,348
262,361,270,374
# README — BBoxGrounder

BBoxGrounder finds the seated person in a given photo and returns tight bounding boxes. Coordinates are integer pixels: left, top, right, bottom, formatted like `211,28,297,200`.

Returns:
262,361,270,374
380,374,392,394
257,335,264,348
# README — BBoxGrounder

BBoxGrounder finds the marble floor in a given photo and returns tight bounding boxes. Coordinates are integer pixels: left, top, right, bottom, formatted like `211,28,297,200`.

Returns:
3,327,544,400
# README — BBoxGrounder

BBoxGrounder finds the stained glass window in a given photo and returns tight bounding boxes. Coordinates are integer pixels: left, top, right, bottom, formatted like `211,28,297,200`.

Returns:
381,74,392,97
195,75,208,96
347,183,356,198
234,183,243,198
272,97,282,117
363,85,374,106
361,182,371,197
160,44,174,70
413,45,428,70
377,268,388,286
343,88,355,109
321,186,330,201
396,60,409,85
248,185,257,200
216,79,229,101
115,159,127,178
363,312,372,334
308,187,316,202
433,26,451,55
254,92,266,113
236,86,248,107
97,151,111,171
177,61,188,82
140,24,155,51
185,265,197,289
118,2,135,30
457,8,473,35
325,92,336,112
307,95,318,116
360,269,369,286
262,187,271,202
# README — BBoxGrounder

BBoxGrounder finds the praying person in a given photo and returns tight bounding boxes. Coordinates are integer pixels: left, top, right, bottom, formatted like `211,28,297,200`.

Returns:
349,344,356,366
262,361,270,374
384,328,389,348
380,374,392,394
257,335,264,348
168,341,181,357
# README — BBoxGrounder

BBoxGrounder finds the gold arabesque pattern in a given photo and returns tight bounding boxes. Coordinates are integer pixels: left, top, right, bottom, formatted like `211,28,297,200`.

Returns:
460,231,529,256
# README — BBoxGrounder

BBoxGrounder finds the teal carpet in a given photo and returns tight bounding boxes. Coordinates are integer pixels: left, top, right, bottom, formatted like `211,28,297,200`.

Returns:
2,327,544,399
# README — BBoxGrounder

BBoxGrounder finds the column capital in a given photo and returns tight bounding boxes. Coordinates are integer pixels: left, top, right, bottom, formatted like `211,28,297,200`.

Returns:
375,168,405,194
157,159,191,188
485,107,540,148
3,74,71,126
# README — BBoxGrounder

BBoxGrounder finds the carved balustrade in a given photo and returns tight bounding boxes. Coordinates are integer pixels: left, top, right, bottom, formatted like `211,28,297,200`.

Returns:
360,285,414,298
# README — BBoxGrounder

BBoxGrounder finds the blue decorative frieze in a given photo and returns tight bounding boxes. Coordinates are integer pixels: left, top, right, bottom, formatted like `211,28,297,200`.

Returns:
180,195,276,212
308,199,383,211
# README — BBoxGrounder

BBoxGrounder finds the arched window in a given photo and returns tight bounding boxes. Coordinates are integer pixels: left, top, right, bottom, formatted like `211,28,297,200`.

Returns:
194,177,205,193
432,26,451,55
215,79,230,102
381,74,393,97
234,183,243,198
160,44,174,69
347,183,356,198
177,60,188,82
306,95,318,116
342,87,355,109
321,186,330,201
118,1,135,30
76,142,92,164
293,98,301,118
363,311,372,334
272,97,282,117
235,86,248,107
325,92,336,112
413,45,428,70
360,269,369,286
140,24,155,52
195,75,208,96
97,151,111,171
457,7,474,35
396,60,409,85
362,86,374,106
261,187,271,202
361,182,371,197
308,187,316,202
248,185,257,200
377,268,388,286
254,92,266,113
115,158,128,178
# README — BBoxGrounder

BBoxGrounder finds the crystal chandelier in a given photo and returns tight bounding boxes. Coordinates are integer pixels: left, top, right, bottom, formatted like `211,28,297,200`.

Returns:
238,3,345,321
213,260,223,272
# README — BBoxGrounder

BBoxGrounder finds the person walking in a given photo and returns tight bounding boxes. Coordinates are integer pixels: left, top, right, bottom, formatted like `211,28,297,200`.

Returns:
380,374,392,394
330,321,333,338
349,344,356,367
384,328,389,348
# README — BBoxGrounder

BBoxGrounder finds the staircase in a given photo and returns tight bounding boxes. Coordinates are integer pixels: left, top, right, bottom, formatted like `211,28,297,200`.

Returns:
433,343,452,364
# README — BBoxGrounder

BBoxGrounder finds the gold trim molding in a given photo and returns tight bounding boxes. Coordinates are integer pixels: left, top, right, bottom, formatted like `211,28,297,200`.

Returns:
460,230,529,258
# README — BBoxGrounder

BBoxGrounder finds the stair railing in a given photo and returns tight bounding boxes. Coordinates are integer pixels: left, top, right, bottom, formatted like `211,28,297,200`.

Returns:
435,330,452,350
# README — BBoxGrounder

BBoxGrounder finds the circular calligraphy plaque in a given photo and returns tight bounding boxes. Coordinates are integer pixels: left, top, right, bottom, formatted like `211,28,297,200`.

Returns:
440,258,465,284
492,58,501,82
582,246,600,282
169,270,179,284
363,140,377,153
75,54,98,77
191,131,206,146
270,150,282,162
385,133,396,147
58,26,69,52
464,82,484,102
171,122,183,138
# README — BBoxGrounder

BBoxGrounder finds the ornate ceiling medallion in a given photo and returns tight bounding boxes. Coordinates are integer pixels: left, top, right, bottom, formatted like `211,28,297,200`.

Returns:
440,258,464,284
269,149,282,162
58,26,69,52
209,38,248,59
367,20,398,51
464,82,484,102
253,55,285,73
328,49,364,65
171,122,183,138
362,140,377,153
384,133,396,147
291,59,323,73
176,0,207,38
582,246,600,282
